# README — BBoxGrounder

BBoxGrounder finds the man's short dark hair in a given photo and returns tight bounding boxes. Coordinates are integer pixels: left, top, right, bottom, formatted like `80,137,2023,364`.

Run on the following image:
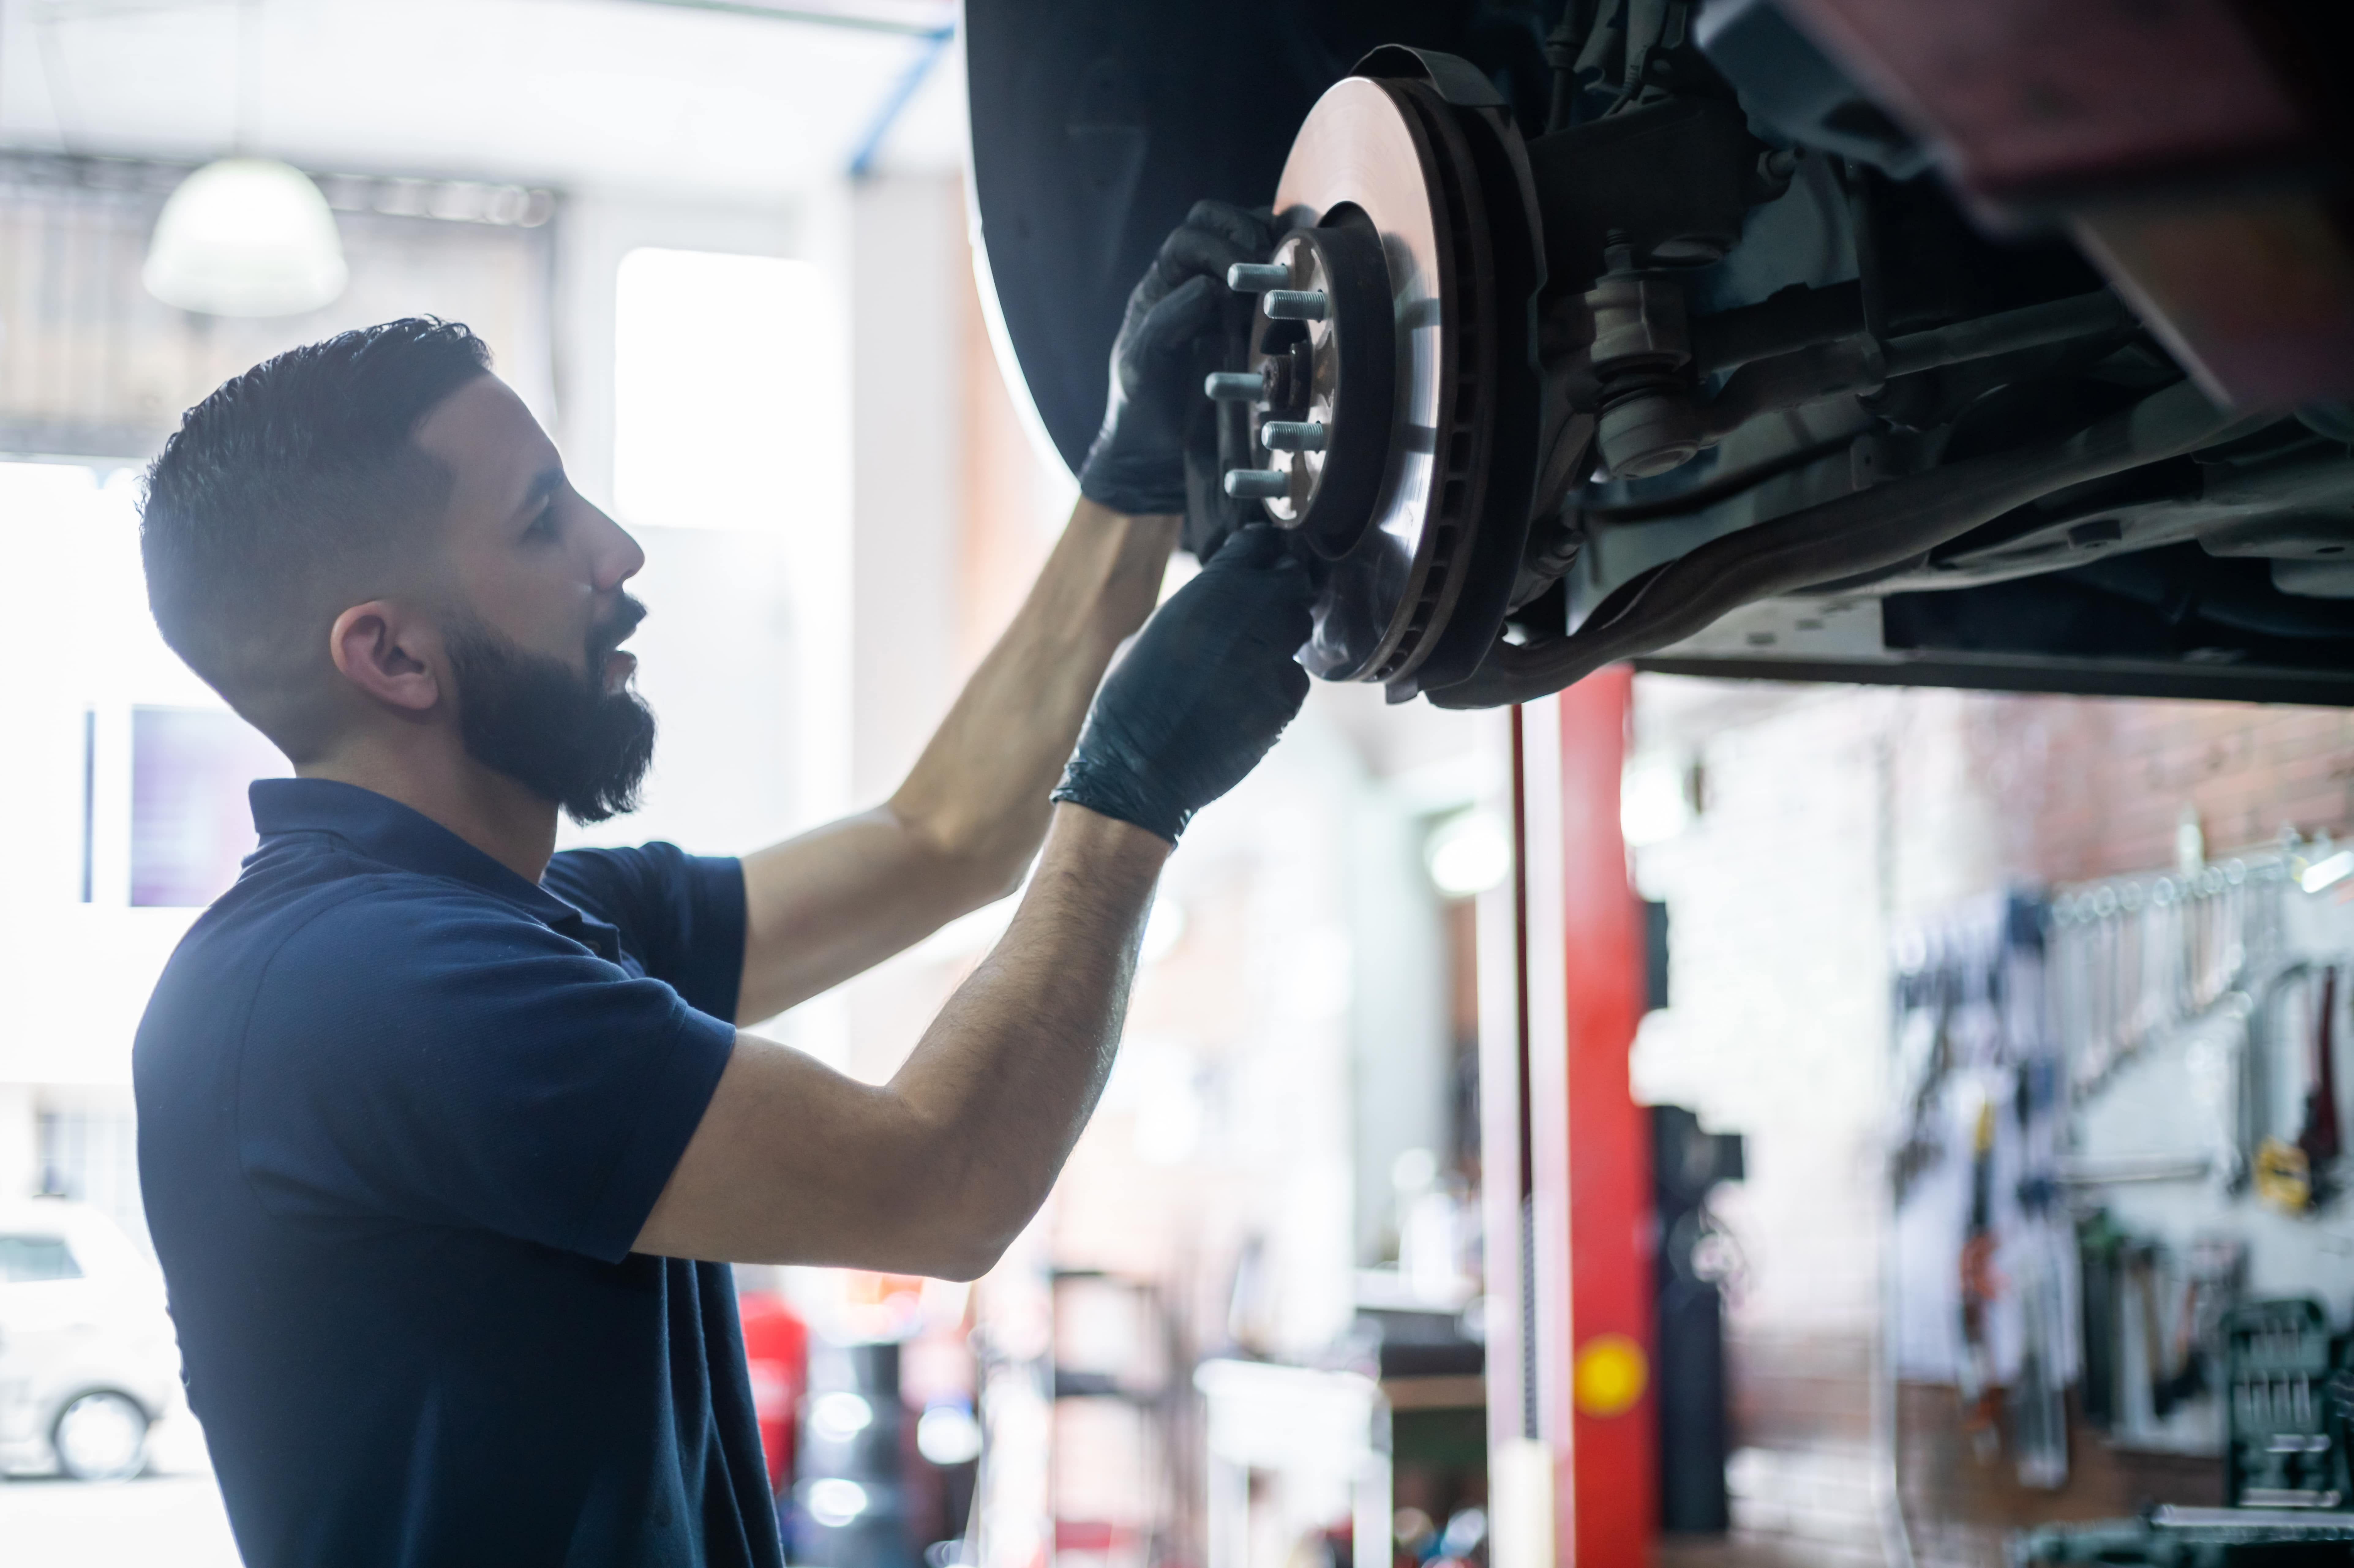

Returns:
141,318,493,761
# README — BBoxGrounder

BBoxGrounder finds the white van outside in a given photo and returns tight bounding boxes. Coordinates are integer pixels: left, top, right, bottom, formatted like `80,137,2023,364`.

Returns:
0,1199,182,1480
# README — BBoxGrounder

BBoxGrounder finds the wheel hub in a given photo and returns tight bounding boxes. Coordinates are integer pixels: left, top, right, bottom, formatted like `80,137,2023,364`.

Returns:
1216,219,1395,563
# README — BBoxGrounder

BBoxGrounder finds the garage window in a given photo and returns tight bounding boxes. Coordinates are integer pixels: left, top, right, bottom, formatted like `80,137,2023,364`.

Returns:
612,247,841,535
130,705,290,907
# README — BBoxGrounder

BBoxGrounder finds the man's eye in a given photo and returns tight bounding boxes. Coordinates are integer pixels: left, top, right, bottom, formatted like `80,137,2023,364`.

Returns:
524,505,558,540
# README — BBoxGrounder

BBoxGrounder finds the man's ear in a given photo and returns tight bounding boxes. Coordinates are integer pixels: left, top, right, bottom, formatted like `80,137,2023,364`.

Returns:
328,601,446,715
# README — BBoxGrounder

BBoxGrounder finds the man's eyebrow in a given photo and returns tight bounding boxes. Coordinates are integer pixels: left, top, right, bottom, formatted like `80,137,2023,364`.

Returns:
510,466,565,521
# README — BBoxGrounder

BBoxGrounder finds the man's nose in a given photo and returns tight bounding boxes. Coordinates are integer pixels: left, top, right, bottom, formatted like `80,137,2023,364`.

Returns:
587,505,646,593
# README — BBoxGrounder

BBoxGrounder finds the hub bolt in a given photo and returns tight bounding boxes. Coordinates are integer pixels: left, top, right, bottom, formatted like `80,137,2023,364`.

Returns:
1205,370,1267,402
1223,468,1290,500
1263,290,1329,322
1260,420,1327,452
1226,262,1291,293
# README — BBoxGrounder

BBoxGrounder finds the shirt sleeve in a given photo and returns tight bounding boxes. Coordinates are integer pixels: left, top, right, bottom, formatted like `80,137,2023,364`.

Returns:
235,884,736,1262
542,842,746,1022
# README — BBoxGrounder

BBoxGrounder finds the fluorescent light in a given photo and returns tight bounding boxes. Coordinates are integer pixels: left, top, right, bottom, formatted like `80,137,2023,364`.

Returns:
809,1391,873,1442
2301,850,2353,893
1426,810,1511,898
143,159,348,317
806,1477,869,1527
1620,752,1694,846
612,248,843,533
915,1404,982,1465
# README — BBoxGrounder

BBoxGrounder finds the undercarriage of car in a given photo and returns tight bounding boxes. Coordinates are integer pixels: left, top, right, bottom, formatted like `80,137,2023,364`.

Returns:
967,0,2354,706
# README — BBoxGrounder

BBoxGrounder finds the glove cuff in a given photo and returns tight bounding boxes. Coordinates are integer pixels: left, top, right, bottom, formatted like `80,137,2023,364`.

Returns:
1050,757,1190,846
1077,443,1188,519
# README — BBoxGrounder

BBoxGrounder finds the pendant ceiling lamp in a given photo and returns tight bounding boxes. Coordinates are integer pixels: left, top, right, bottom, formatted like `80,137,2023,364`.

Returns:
143,156,348,318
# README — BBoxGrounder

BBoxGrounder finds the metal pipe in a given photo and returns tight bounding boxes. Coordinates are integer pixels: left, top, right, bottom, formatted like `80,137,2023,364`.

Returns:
1687,290,2133,447
847,26,957,178
1699,339,1877,440
1429,379,2232,707
1881,290,2133,378
2058,1155,2215,1186
1691,281,1864,375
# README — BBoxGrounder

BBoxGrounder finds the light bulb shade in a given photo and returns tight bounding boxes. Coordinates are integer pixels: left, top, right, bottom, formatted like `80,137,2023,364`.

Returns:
144,158,349,317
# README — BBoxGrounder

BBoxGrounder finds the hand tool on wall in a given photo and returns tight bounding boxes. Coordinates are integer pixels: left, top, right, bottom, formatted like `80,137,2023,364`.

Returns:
2258,964,2344,1214
2297,966,2342,1206
2051,863,2282,1098
2240,962,2311,1196
1958,1098,2002,1461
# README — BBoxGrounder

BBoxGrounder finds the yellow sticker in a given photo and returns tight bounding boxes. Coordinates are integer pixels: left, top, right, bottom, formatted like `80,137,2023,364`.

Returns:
1572,1333,1649,1418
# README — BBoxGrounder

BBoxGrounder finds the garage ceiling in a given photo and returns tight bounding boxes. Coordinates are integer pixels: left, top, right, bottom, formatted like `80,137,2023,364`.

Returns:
0,0,967,196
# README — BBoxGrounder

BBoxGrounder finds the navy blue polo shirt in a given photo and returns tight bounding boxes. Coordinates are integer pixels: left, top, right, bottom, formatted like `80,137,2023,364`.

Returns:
134,778,782,1568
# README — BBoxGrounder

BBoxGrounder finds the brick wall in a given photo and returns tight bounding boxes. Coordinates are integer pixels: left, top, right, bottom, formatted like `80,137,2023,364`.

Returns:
1976,696,2354,881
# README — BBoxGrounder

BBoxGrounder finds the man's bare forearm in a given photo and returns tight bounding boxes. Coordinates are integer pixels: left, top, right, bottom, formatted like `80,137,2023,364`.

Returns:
635,805,1168,1275
877,804,1169,1273
735,500,1175,1021
885,498,1177,879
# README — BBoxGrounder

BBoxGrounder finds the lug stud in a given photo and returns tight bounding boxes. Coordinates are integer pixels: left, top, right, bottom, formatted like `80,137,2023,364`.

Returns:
1260,420,1327,452
1226,262,1291,293
1262,290,1329,321
1205,370,1267,402
1223,468,1289,500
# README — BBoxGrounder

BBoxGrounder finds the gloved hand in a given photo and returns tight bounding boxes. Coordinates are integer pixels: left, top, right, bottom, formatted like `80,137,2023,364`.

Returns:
1078,201,1274,517
1052,527,1313,843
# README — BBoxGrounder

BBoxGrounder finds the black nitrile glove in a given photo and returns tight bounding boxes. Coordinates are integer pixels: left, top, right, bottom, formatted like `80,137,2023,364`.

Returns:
1077,201,1274,517
1052,527,1313,843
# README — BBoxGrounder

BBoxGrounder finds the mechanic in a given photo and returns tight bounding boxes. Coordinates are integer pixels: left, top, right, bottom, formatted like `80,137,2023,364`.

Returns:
132,202,1293,1567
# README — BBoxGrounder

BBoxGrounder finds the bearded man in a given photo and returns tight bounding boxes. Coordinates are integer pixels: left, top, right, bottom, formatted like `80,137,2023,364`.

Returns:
132,203,1303,1567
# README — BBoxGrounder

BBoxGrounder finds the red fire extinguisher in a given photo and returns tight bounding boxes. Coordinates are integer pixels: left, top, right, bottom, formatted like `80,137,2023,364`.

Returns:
738,1291,809,1495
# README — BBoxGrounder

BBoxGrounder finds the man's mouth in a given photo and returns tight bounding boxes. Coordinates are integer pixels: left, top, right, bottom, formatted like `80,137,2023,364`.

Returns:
591,594,648,696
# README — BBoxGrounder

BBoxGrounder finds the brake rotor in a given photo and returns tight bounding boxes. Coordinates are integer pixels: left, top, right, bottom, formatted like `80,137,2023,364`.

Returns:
1264,76,1477,686
1231,58,1542,696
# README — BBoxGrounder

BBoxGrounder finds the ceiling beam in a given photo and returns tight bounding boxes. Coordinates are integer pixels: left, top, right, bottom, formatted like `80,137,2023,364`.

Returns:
603,0,951,39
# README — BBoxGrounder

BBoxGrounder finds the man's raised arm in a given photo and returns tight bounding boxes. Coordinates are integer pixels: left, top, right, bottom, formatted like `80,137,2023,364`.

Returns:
731,200,1272,1024
731,500,1168,1022
636,529,1312,1274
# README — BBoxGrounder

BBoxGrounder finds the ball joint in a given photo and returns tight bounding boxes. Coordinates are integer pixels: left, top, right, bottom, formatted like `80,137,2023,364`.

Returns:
1586,243,1703,481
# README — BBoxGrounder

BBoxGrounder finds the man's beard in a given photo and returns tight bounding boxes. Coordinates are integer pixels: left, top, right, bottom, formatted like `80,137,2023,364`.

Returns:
447,596,657,825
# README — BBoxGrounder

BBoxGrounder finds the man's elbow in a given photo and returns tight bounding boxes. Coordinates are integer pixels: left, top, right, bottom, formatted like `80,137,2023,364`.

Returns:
923,1246,1003,1286
892,802,1039,911
939,835,1035,912
905,1213,1022,1283
850,1141,1026,1282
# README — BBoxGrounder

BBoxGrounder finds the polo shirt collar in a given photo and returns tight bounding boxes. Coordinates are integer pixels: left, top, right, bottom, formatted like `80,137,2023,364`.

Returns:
249,778,622,960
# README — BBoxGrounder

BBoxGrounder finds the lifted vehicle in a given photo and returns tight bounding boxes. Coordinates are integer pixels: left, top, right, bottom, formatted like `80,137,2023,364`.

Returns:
966,0,2354,706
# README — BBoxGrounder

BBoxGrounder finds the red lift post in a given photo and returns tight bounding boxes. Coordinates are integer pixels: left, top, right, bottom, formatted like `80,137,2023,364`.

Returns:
1488,671,1657,1567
